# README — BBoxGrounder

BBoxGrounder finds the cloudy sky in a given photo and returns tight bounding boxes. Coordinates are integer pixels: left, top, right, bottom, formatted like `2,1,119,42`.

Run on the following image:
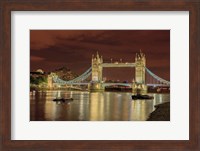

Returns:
30,30,170,82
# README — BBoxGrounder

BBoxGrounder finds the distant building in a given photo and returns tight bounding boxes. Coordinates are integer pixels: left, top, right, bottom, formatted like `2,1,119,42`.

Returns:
36,69,44,74
30,69,45,78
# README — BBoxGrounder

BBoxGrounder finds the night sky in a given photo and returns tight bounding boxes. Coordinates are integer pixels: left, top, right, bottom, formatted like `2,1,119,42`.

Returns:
30,30,170,82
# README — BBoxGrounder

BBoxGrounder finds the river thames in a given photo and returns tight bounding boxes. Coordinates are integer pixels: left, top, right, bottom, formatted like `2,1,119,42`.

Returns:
30,90,170,121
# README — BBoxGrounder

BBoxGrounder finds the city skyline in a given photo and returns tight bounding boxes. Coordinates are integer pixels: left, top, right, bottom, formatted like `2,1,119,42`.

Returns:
30,30,170,81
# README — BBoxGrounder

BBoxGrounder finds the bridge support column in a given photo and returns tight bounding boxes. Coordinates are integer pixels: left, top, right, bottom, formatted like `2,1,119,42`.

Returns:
132,82,147,95
88,82,104,92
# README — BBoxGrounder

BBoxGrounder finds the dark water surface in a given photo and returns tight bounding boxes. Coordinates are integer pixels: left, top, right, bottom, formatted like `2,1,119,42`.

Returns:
30,90,170,121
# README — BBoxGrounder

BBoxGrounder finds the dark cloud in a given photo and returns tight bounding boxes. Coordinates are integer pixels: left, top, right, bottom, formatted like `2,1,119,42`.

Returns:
30,30,170,81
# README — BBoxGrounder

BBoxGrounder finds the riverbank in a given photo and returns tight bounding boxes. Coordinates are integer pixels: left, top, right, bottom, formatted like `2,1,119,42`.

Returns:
147,102,170,121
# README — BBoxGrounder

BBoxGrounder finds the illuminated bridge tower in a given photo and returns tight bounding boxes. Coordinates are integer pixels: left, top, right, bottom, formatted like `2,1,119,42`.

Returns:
132,50,147,94
47,74,53,89
88,52,104,92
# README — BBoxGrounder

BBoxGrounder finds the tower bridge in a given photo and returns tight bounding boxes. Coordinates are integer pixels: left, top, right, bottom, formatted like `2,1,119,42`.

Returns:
48,50,170,94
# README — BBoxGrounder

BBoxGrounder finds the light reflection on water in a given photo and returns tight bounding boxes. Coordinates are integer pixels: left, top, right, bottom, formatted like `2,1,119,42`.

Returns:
30,90,170,121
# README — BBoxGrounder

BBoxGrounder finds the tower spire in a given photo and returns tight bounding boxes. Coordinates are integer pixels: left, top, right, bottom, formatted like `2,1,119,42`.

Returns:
96,51,99,59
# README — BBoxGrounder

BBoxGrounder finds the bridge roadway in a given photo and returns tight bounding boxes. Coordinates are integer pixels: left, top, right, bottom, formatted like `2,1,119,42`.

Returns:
101,63,136,67
63,82,167,87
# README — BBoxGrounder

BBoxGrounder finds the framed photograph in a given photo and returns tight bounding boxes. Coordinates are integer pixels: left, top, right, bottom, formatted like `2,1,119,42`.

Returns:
30,29,170,122
0,0,199,151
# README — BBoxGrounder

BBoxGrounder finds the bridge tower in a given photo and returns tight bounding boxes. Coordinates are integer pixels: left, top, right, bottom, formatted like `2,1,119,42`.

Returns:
88,52,104,92
132,50,147,94
91,51,103,82
47,74,53,89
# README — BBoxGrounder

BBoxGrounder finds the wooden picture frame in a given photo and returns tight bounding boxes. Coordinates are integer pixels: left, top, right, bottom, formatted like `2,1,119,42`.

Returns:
0,0,199,150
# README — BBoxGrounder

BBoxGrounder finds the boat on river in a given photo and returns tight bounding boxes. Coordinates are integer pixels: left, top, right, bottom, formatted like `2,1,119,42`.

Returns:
132,94,154,100
53,97,73,102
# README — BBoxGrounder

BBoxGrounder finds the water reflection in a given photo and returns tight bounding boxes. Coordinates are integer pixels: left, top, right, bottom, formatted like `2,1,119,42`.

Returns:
30,90,170,121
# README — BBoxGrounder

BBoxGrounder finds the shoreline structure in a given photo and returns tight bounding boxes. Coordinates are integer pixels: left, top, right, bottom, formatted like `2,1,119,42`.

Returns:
147,102,170,121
